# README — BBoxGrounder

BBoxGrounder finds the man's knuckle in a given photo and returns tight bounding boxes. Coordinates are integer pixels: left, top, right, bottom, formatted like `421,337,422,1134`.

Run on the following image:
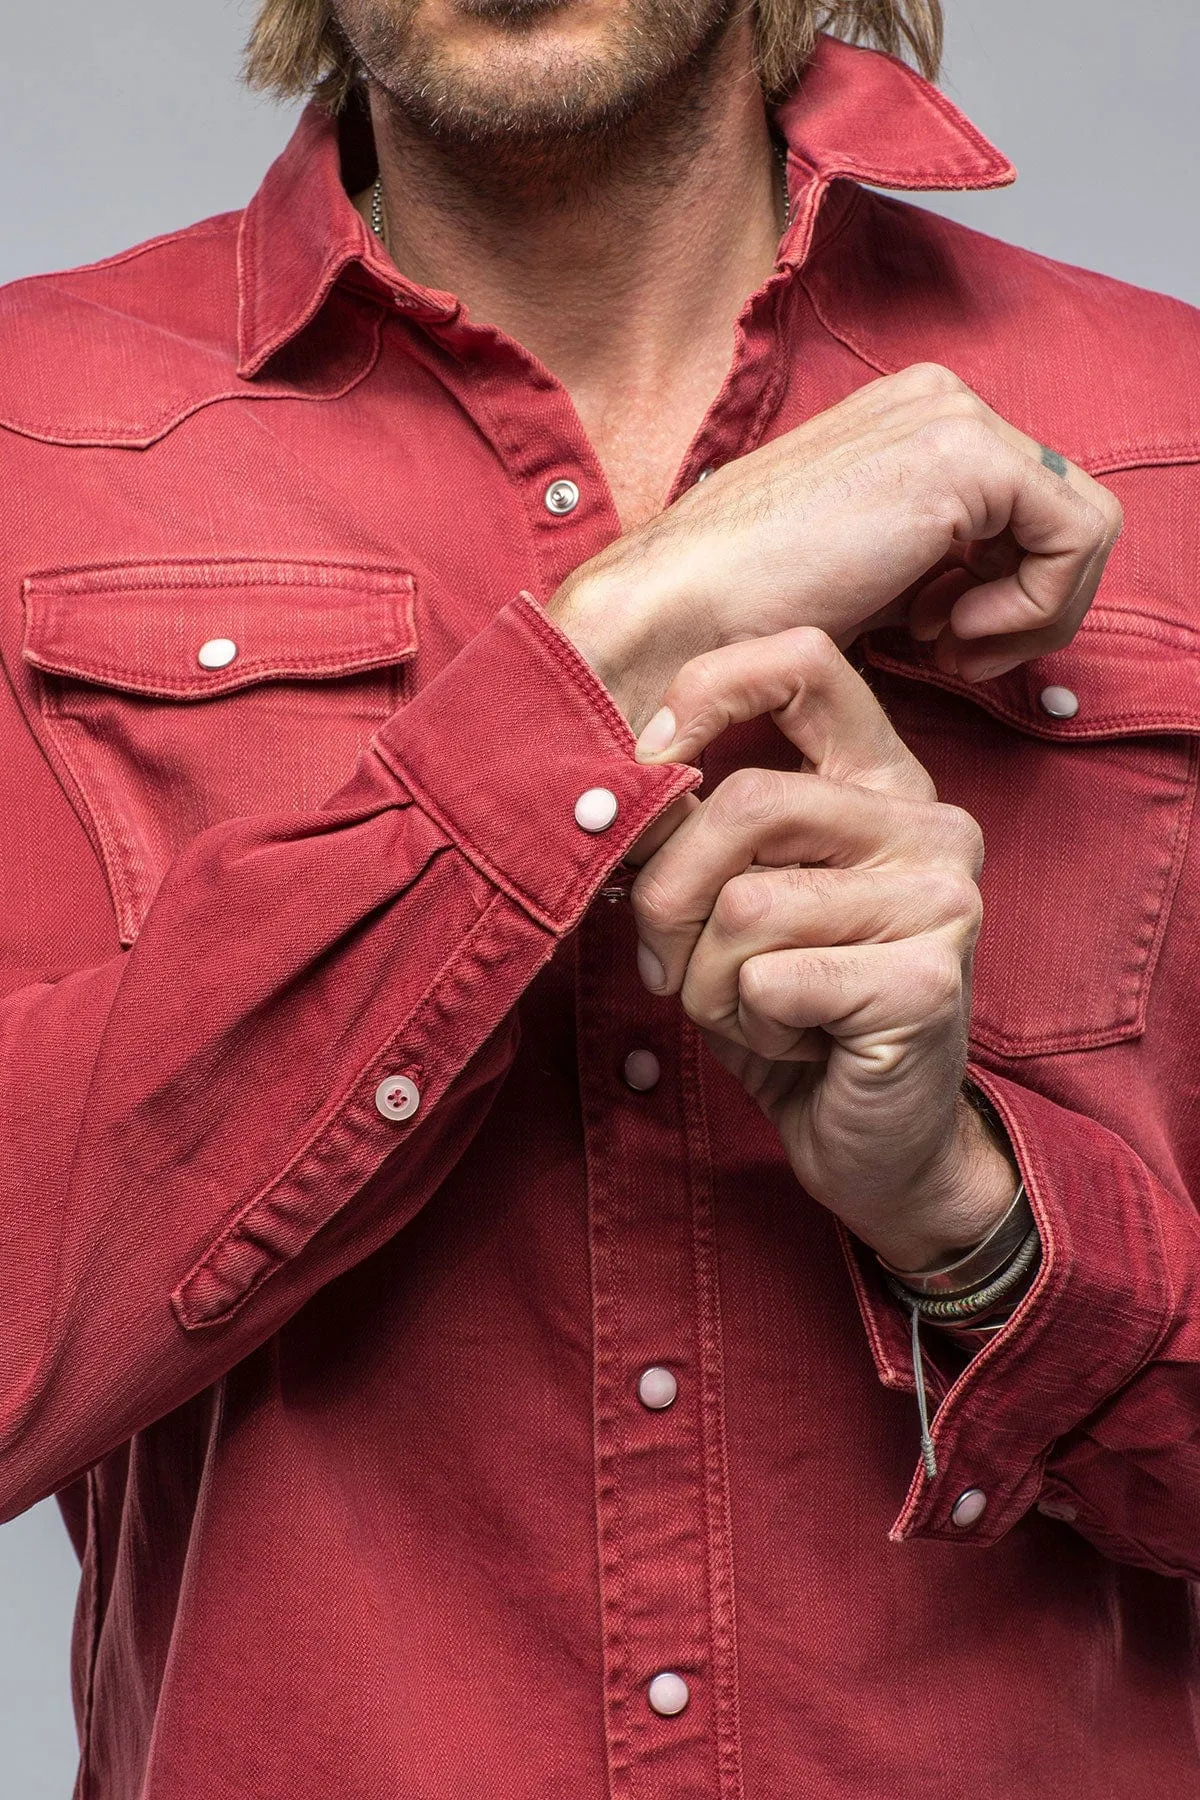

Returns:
681,651,726,706
938,805,985,873
714,765,786,825
901,361,968,398
713,873,773,937
917,412,991,464
737,954,779,1014
934,388,989,427
630,873,676,934
788,625,840,679
927,868,983,930
913,938,965,1013
680,980,720,1030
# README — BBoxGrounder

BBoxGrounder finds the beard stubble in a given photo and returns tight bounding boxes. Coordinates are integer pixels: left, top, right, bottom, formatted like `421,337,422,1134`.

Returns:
331,0,747,175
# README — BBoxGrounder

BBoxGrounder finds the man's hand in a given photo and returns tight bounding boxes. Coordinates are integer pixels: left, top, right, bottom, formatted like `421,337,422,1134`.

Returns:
547,362,1121,734
627,628,1015,1273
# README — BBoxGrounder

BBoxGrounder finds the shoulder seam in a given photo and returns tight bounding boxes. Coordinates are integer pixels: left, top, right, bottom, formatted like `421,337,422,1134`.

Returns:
798,265,1200,474
0,218,240,299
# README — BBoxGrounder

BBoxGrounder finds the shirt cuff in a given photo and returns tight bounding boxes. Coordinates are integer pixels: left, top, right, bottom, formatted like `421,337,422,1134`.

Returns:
370,592,700,933
840,1061,1173,1545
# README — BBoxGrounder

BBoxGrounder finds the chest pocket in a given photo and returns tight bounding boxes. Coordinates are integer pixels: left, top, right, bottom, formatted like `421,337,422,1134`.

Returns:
21,560,419,945
863,609,1200,1059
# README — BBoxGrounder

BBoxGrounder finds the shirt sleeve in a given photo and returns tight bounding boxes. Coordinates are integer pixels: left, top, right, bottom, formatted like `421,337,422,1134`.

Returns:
0,594,699,1521
841,1062,1200,1577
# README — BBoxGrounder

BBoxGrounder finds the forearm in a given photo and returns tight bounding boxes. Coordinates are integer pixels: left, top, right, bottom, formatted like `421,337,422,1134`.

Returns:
0,597,697,1518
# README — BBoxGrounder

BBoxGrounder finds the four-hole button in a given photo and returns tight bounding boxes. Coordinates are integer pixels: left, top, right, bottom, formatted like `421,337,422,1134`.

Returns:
375,1075,420,1122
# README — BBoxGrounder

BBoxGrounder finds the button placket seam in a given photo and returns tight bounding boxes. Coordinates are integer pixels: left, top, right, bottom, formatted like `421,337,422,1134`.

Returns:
683,1028,746,1800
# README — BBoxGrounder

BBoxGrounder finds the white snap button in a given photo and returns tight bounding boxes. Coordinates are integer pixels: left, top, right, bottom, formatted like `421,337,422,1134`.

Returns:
375,1074,420,1122
574,787,619,833
623,1049,661,1092
648,1672,690,1717
695,467,714,483
1039,685,1079,720
637,1366,678,1411
544,478,580,515
950,1488,988,1529
197,638,238,670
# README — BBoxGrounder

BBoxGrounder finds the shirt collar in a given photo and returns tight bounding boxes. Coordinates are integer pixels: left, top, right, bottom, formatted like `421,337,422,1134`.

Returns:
237,32,1015,378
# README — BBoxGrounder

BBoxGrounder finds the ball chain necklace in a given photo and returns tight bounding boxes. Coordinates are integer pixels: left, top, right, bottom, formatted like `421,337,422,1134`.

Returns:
369,137,793,248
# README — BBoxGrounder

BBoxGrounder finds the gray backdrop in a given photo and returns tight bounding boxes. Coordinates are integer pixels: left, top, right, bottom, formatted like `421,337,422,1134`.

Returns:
1,2,1197,1795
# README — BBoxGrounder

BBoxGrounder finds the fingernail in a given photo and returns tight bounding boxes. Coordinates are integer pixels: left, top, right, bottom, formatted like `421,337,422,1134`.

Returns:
637,940,666,992
968,654,1021,683
635,707,677,760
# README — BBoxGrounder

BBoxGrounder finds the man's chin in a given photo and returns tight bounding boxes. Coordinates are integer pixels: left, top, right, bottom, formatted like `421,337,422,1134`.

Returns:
375,42,668,146
348,0,739,154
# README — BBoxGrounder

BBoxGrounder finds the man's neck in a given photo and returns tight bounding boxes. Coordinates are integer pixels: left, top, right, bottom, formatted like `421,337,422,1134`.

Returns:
363,20,785,526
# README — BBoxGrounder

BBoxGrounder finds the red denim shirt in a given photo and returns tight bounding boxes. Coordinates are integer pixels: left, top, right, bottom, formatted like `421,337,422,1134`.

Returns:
1,34,1198,1799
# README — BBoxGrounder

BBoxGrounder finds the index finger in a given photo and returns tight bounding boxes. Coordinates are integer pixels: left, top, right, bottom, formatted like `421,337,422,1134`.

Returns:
634,626,936,802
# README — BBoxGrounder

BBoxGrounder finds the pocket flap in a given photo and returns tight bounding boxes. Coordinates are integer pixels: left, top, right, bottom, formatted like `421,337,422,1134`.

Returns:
23,560,418,699
863,603,1200,740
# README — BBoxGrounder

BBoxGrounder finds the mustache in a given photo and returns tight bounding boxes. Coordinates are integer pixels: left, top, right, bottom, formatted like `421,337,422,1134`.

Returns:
451,0,572,21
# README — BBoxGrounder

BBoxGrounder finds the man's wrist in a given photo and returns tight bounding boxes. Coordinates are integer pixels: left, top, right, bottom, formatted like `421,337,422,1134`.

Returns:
857,1095,1019,1274
545,565,691,734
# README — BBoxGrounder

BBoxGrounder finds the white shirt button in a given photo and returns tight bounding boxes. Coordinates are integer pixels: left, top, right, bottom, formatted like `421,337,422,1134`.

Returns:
623,1049,661,1092
695,467,714,483
648,1672,690,1717
1039,685,1080,719
544,478,580,515
574,787,619,833
950,1488,988,1529
375,1074,420,1122
197,637,238,670
637,1366,678,1411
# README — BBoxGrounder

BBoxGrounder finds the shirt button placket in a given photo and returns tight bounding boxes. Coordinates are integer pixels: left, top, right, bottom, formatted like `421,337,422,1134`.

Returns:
575,901,729,1790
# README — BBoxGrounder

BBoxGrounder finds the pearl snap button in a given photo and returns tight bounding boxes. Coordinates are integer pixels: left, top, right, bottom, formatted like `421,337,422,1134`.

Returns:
950,1488,988,1529
638,1366,678,1411
544,478,580,516
1039,685,1080,720
647,1672,690,1717
374,1075,420,1122
574,788,619,833
197,638,238,670
623,1049,661,1092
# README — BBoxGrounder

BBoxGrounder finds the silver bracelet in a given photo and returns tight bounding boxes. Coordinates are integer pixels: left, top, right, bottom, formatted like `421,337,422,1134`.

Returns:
883,1225,1042,1323
888,1226,1042,1485
876,1180,1033,1297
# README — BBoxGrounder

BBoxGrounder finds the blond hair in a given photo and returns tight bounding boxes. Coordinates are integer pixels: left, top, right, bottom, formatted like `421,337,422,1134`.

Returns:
245,0,943,112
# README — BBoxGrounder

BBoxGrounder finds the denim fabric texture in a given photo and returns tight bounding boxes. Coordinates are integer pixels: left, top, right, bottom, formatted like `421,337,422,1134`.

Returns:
0,34,1198,1800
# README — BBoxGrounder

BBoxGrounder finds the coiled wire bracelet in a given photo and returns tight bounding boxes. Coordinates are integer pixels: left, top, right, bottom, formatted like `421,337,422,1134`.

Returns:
882,1224,1042,1323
